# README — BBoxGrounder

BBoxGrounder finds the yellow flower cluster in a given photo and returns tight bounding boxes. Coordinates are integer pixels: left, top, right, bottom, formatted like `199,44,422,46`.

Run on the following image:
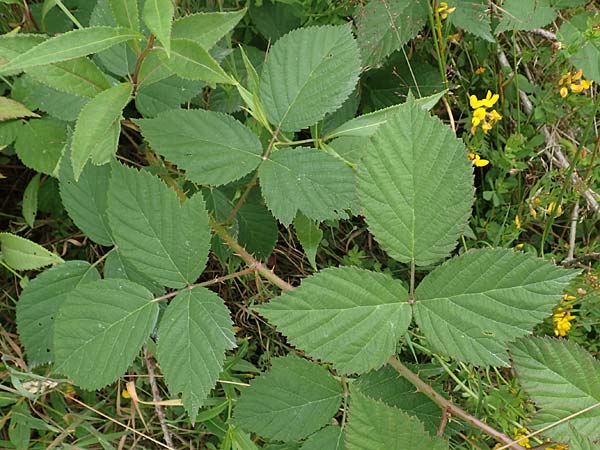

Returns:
553,294,577,337
467,152,489,167
436,1,456,19
559,69,593,98
506,428,569,450
470,91,502,133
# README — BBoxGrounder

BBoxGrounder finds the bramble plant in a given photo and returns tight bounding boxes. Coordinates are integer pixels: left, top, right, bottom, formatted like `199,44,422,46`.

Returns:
1,0,600,449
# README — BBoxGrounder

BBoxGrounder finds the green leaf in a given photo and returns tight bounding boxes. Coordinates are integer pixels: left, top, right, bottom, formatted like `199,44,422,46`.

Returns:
0,27,142,74
59,158,113,246
160,38,233,84
109,0,139,32
449,0,494,42
234,355,342,441
15,118,66,177
237,190,278,260
0,233,64,270
172,9,246,49
256,267,411,374
104,249,164,296
107,162,211,288
357,101,473,266
496,0,556,34
354,0,427,67
510,337,600,442
301,426,345,450
136,109,262,186
258,147,355,226
27,57,111,98
0,33,46,75
558,14,600,83
346,389,448,450
135,75,204,118
414,249,579,366
0,97,39,121
22,173,41,228
567,426,598,450
157,288,235,422
259,25,361,132
293,213,321,270
16,261,100,366
54,279,158,389
71,82,132,180
142,0,174,56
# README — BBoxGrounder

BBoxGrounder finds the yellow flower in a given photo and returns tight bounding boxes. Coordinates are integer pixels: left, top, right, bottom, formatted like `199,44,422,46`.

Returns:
547,201,563,216
475,67,486,74
436,1,456,19
470,90,499,109
122,389,130,399
558,69,593,97
468,153,489,167
563,294,576,301
513,427,532,448
515,215,521,229
553,306,575,337
471,107,487,126
448,33,460,43
530,208,537,218
573,68,583,80
481,121,493,133
488,109,502,122
560,86,569,98
515,243,524,249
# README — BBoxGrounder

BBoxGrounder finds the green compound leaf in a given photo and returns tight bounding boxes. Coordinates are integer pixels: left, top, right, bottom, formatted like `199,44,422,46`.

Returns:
160,38,233,84
256,267,411,374
259,25,361,132
172,9,246,49
354,0,427,68
414,249,579,366
0,233,64,270
71,82,133,180
157,288,235,422
107,162,211,288
258,147,355,226
357,101,474,267
0,96,39,121
142,0,174,56
510,337,600,443
59,158,113,246
15,118,66,176
346,389,449,450
136,109,263,186
234,355,342,441
0,27,142,74
53,279,158,390
16,261,100,366
496,0,556,34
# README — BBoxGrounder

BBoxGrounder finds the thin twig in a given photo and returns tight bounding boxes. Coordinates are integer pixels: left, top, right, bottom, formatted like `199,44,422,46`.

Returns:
132,36,155,91
562,202,579,264
143,348,174,449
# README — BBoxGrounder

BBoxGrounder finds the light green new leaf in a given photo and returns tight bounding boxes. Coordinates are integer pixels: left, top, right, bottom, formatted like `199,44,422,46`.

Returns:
325,91,447,141
259,25,361,132
16,261,100,366
22,173,41,228
107,163,211,288
0,27,142,74
109,0,139,32
258,147,355,226
0,97,39,121
354,0,427,67
15,118,66,176
172,9,246,49
414,249,579,366
136,109,262,186
449,0,494,42
59,158,113,246
256,267,411,374
71,82,132,180
160,38,233,84
293,213,322,270
234,355,342,441
143,0,174,56
346,389,448,450
357,101,473,266
157,288,235,422
54,279,158,389
0,233,64,270
510,337,600,442
301,426,345,450
27,57,111,98
496,0,556,34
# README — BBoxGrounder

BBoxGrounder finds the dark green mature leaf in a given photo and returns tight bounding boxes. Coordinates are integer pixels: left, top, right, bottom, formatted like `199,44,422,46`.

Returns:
15,118,66,177
301,426,345,450
234,355,342,441
142,0,174,56
22,173,41,227
104,249,164,296
135,76,204,118
0,27,142,74
0,33,46,76
257,267,411,374
259,25,361,132
16,261,100,366
71,82,132,180
449,0,494,42
357,101,473,266
136,109,262,186
54,279,158,389
354,0,427,67
293,213,322,270
567,426,598,450
345,390,449,450
109,0,139,32
237,190,278,260
258,147,355,226
172,9,246,49
0,233,64,270
414,249,579,366
496,0,556,34
0,97,39,121
59,159,113,246
157,288,235,422
107,163,211,288
511,337,600,442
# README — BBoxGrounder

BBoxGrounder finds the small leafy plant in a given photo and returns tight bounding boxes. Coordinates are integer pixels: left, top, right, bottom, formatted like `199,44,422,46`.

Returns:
1,0,600,449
